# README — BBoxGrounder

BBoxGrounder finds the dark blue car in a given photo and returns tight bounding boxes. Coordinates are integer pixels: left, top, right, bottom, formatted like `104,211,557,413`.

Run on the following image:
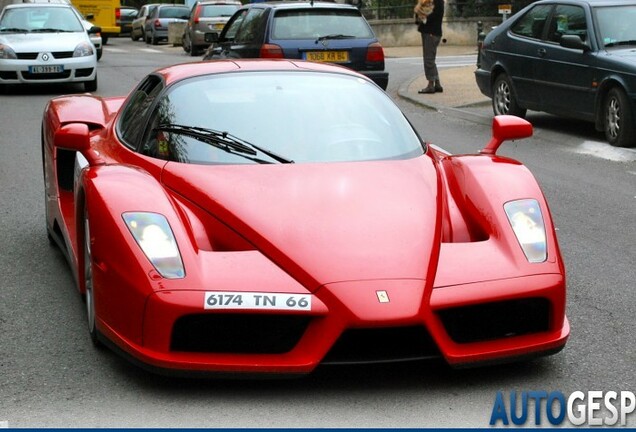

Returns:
475,0,636,147
202,1,388,90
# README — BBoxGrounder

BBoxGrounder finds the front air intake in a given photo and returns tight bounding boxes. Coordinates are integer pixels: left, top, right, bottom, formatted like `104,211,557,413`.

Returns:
171,313,310,354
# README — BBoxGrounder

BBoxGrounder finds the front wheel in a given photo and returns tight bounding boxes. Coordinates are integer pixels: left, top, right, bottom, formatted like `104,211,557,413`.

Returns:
604,87,636,147
96,47,102,61
492,73,527,118
83,210,101,347
84,76,97,92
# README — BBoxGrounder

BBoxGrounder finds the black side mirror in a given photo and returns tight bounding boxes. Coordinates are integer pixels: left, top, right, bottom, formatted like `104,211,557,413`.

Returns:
560,34,590,52
204,32,219,43
88,25,102,34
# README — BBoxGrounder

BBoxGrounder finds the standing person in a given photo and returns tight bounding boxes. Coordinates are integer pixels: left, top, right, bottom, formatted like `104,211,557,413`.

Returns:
417,0,444,94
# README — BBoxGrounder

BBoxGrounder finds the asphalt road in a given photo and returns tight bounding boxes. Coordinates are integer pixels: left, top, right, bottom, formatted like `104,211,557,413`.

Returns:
0,38,634,428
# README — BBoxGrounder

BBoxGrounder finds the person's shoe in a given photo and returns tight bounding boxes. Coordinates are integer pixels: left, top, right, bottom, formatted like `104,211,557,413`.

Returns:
418,85,436,94
434,80,444,92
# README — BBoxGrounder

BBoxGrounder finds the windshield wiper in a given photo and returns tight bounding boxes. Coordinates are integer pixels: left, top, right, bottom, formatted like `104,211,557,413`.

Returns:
31,28,73,32
0,27,29,32
605,40,636,48
155,124,294,164
315,34,355,43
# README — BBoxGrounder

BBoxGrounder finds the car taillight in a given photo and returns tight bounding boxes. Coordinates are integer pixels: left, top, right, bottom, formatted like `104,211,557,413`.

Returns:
366,42,384,63
193,5,201,24
154,18,161,28
260,43,283,58
115,7,121,23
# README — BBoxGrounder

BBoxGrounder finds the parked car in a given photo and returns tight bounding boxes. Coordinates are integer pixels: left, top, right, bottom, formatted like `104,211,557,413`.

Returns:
42,58,568,375
6,0,103,60
202,1,389,90
117,5,137,35
182,0,240,56
143,3,189,45
0,3,98,91
130,3,157,41
476,0,636,148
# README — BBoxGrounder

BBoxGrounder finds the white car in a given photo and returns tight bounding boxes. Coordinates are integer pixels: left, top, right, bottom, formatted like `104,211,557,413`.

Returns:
0,3,98,91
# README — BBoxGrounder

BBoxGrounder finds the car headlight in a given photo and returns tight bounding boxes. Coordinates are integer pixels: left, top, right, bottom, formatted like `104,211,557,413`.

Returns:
73,42,94,57
504,199,547,263
0,44,17,59
123,212,185,279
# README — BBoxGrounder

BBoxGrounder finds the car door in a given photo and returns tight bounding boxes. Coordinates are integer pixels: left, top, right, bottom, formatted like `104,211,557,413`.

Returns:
224,7,266,59
206,7,247,58
503,4,553,110
533,3,597,120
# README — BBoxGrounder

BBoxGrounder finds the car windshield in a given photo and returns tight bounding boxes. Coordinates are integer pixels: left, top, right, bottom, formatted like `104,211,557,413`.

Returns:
0,6,83,32
595,5,636,48
158,6,189,18
201,4,240,18
143,71,423,165
271,9,374,40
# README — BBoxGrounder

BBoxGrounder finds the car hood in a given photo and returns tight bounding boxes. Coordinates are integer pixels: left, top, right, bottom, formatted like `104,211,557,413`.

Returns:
0,32,88,51
606,47,636,63
162,156,440,290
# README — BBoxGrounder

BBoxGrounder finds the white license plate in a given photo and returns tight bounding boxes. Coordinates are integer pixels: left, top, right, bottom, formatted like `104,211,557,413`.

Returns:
204,291,311,311
29,65,63,74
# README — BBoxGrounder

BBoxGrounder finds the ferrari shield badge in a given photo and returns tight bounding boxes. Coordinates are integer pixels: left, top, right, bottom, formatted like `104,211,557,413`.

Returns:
376,290,390,303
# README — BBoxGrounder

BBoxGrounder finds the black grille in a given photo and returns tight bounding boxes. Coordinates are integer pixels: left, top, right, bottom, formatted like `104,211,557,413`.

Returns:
52,51,74,59
437,298,551,344
75,68,94,78
322,326,441,365
0,71,18,80
171,313,311,354
16,52,38,60
21,70,71,80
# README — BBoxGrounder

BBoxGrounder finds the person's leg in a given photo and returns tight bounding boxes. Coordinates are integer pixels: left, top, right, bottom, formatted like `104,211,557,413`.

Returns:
419,33,443,93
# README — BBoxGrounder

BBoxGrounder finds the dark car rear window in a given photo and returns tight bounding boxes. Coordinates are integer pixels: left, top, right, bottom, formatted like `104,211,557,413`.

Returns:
272,9,374,40
159,7,189,18
201,4,239,17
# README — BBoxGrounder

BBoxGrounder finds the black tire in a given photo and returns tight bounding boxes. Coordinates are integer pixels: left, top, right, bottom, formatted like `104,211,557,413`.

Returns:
151,32,158,45
83,209,102,347
96,47,102,61
492,73,527,118
84,76,98,92
131,30,139,41
189,39,199,57
604,87,636,148
102,35,108,45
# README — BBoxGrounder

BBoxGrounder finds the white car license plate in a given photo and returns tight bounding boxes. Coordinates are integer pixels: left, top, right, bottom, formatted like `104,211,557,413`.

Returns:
204,291,311,311
29,65,64,74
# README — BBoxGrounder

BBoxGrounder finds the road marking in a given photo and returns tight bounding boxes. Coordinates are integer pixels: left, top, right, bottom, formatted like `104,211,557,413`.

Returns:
139,48,163,53
575,141,636,162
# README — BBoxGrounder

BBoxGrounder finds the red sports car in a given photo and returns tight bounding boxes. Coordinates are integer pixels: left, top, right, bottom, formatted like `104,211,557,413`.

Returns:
42,59,569,376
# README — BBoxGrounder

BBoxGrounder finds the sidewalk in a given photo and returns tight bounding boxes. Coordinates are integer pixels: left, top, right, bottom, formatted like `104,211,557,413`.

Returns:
384,44,491,114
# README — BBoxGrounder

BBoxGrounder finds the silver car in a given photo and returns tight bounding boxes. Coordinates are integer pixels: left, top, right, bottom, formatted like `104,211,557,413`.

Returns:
0,3,98,91
143,3,189,45
182,0,240,56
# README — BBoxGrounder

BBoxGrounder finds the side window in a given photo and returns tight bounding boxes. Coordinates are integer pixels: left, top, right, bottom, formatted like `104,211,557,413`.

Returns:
547,5,587,43
510,5,553,40
221,8,247,40
234,8,264,44
118,75,163,150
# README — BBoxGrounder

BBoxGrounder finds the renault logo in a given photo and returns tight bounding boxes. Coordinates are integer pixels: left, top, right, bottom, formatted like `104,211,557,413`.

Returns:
376,290,390,303
42,54,49,61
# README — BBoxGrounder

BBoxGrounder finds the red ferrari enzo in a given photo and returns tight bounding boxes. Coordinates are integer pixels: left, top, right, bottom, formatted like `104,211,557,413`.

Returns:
42,59,569,376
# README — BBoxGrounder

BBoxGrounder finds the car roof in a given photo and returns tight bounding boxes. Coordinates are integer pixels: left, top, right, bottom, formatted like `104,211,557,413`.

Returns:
156,59,363,86
4,2,73,8
197,0,242,4
244,1,359,11
534,0,636,6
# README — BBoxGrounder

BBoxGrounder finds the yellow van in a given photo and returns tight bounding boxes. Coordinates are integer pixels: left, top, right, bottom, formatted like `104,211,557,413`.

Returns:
71,0,120,43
